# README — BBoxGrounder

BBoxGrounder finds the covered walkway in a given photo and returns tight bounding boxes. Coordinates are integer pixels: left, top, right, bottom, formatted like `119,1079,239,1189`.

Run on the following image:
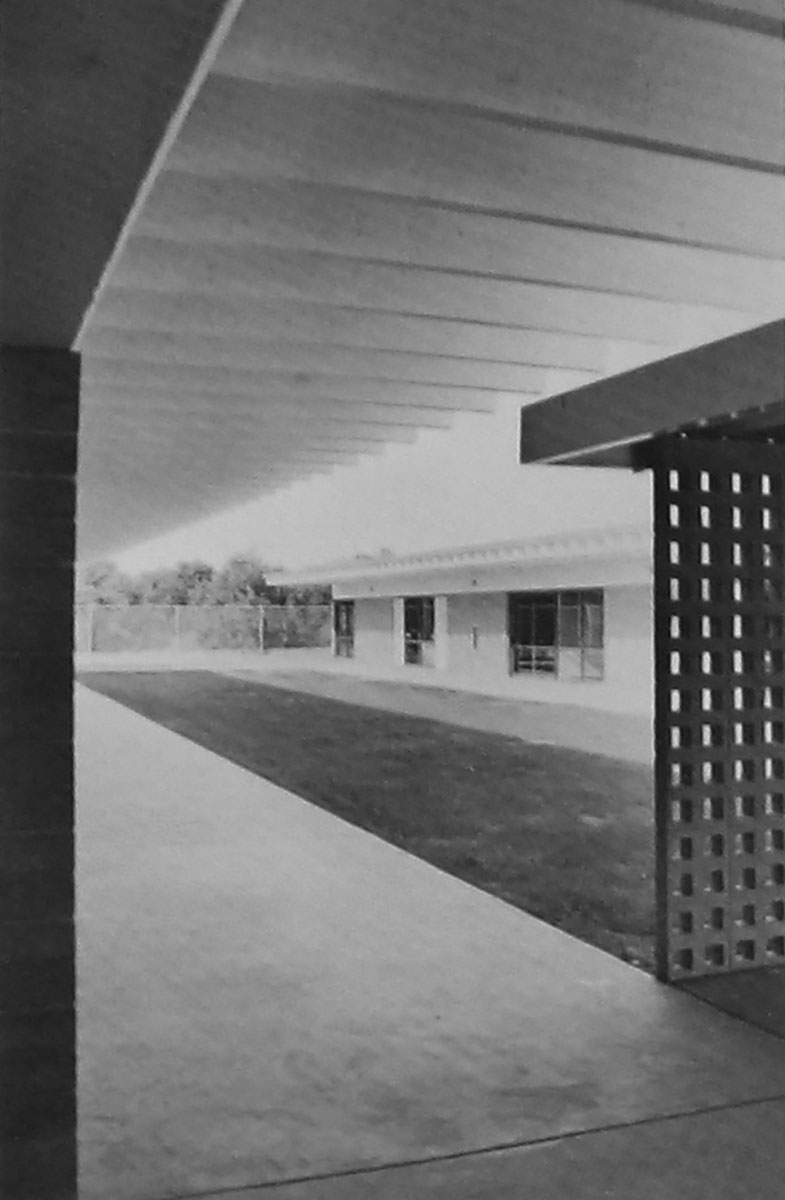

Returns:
77,686,785,1200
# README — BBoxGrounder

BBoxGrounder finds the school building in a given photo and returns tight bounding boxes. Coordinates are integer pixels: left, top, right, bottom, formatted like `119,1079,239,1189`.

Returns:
278,525,652,712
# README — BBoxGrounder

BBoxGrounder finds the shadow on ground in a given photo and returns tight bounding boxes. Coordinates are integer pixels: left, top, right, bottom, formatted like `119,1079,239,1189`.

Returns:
80,669,655,968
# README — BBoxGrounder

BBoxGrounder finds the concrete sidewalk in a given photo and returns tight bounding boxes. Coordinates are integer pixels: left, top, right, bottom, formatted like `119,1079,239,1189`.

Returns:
77,647,652,764
77,687,785,1200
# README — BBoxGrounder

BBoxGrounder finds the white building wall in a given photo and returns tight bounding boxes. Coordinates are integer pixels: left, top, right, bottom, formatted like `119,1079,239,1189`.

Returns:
392,598,405,666
352,597,395,668
602,583,654,712
446,592,509,681
434,595,449,670
335,566,654,713
445,584,653,713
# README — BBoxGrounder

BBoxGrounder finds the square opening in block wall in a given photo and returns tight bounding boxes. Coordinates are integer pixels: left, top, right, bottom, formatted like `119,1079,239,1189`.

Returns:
678,948,694,971
710,907,725,930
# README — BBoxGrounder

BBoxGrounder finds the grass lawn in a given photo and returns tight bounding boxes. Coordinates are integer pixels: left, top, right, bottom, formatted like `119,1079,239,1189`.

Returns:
80,670,655,970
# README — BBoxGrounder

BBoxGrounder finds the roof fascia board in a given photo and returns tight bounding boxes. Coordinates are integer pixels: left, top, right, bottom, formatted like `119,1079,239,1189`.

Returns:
519,320,785,466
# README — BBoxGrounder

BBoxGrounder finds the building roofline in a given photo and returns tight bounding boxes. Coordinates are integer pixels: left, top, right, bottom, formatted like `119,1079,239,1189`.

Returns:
272,523,651,586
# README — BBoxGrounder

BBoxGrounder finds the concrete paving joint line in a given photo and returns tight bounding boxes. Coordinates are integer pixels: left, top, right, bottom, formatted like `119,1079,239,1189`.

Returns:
163,1088,785,1200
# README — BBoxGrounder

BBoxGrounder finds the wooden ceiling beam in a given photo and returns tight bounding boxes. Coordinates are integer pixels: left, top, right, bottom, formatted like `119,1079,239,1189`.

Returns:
83,336,592,393
81,361,507,413
95,267,757,346
135,173,785,314
212,0,783,164
80,386,456,430
85,305,642,365
168,77,783,256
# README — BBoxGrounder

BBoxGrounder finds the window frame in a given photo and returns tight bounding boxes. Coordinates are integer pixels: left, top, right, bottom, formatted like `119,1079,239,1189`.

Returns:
508,588,604,680
333,599,355,658
403,595,436,666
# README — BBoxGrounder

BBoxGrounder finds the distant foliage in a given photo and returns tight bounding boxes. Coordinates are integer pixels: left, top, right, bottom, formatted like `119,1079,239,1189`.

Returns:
77,554,330,607
76,561,138,605
209,556,270,606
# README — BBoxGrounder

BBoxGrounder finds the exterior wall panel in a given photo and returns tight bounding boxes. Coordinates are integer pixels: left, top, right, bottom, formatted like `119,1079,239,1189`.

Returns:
604,584,655,710
353,597,395,668
446,592,509,681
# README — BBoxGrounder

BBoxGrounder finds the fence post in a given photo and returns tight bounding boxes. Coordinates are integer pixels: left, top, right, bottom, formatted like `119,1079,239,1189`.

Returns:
87,602,95,653
258,605,265,653
173,604,181,651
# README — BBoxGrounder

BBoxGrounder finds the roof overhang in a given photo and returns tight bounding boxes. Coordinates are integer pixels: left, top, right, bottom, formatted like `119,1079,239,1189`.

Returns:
519,321,785,467
5,3,784,558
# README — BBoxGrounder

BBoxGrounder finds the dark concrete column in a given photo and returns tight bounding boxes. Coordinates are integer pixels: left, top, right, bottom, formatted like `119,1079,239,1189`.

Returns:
652,435,785,983
0,349,79,1200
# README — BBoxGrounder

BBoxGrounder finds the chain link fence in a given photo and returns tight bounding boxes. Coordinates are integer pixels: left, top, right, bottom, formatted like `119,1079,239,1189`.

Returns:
75,604,332,654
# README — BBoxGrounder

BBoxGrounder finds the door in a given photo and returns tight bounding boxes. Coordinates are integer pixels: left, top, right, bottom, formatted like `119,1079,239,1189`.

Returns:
333,600,355,658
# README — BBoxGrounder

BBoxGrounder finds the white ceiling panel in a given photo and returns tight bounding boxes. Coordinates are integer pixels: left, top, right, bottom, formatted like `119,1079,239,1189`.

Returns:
71,0,782,557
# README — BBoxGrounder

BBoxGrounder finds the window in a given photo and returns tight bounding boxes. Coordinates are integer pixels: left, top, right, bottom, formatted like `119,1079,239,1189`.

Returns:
404,596,435,666
508,591,558,674
333,600,355,658
508,589,604,680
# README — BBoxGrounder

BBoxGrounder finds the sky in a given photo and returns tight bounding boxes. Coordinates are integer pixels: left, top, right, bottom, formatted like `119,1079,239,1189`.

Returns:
115,396,651,575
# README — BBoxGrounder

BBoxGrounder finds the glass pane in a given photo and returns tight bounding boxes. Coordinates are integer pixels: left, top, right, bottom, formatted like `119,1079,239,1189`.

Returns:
533,601,557,646
405,596,435,642
559,603,580,648
421,597,435,642
404,599,418,637
515,606,533,645
404,639,422,665
335,602,353,636
582,602,604,648
405,599,422,638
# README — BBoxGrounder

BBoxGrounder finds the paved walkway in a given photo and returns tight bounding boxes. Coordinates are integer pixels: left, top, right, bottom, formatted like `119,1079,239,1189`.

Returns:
77,648,652,764
222,666,652,765
77,687,785,1199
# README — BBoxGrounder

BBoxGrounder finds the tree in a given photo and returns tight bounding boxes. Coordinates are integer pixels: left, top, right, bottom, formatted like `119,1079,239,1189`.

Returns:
76,561,136,605
171,561,215,605
286,584,331,606
208,555,270,605
76,552,327,608
129,561,215,605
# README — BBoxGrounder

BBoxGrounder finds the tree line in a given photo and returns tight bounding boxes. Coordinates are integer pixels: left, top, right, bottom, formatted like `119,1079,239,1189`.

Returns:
77,555,330,608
